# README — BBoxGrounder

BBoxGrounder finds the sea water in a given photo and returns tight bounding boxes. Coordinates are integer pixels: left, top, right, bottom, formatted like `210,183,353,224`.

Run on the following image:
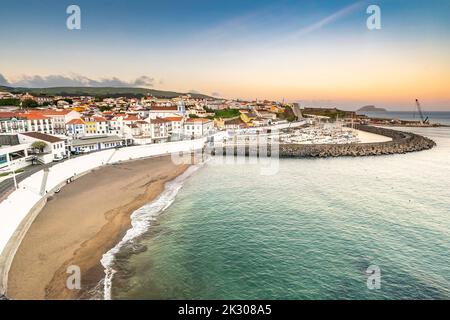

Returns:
105,126,450,300
359,111,450,126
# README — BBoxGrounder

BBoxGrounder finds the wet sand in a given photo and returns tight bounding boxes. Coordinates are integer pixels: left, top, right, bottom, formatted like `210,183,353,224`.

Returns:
7,156,189,300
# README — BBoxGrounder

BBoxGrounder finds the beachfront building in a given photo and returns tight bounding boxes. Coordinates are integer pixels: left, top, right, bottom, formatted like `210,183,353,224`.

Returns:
149,117,171,143
66,118,86,138
0,135,32,173
68,135,126,154
19,112,55,134
184,118,214,138
109,115,125,136
125,120,153,145
164,116,184,134
17,132,66,163
93,116,109,135
0,112,28,134
84,118,97,135
133,120,152,136
35,109,80,134
1,110,81,135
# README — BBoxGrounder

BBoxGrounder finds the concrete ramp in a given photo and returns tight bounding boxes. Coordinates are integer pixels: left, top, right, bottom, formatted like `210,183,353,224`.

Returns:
39,169,49,196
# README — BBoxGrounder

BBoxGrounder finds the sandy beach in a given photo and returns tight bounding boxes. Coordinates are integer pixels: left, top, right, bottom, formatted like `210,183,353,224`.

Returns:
7,156,189,300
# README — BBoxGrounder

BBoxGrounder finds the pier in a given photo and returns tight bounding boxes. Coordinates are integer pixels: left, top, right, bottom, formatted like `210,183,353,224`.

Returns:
209,125,436,158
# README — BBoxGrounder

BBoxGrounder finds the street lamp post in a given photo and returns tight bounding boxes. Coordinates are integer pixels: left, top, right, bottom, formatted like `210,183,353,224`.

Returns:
7,154,18,190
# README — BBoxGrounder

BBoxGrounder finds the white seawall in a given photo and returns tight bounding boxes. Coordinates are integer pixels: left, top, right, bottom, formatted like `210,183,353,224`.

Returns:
0,138,206,296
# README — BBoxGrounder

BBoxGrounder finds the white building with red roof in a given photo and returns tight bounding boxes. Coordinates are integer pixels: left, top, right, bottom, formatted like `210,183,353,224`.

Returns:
83,116,109,136
149,117,172,142
29,109,80,134
148,106,182,119
17,112,54,135
93,116,109,135
66,118,86,137
164,116,184,134
184,118,214,138
109,115,125,136
0,112,28,134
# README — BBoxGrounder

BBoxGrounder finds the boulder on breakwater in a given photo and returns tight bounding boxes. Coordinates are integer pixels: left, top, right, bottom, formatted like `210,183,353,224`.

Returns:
279,125,436,158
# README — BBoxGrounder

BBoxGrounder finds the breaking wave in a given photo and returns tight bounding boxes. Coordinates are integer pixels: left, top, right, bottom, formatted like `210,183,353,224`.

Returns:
100,163,204,300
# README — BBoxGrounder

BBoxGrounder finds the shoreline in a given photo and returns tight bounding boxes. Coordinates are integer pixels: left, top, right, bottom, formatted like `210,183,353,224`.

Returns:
2,126,438,300
6,155,189,300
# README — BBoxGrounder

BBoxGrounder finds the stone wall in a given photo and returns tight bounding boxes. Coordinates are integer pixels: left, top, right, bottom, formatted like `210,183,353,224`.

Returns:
279,125,436,158
211,125,436,158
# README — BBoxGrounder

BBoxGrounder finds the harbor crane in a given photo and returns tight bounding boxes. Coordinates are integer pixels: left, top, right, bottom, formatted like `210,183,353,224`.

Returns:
415,99,429,125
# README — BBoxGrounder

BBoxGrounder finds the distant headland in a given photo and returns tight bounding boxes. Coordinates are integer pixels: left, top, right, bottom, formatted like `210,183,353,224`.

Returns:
357,105,387,112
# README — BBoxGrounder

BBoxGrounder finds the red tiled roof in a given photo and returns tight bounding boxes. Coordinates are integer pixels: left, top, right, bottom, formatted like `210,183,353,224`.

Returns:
30,109,72,116
125,115,140,121
150,106,178,111
20,132,63,143
66,118,85,125
151,117,171,124
164,116,183,122
0,112,20,119
18,113,49,120
93,116,107,122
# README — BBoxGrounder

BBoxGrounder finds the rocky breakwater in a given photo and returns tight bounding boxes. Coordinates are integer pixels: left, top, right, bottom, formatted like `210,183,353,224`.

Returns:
280,125,436,158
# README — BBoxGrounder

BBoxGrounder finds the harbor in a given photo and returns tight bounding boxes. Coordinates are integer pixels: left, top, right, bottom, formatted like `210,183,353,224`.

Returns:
209,124,435,158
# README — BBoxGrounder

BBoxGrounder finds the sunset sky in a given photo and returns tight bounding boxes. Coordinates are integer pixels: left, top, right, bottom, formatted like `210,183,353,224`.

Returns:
1,0,449,110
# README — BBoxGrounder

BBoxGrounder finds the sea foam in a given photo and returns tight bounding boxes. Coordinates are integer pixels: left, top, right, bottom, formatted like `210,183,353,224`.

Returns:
100,163,204,300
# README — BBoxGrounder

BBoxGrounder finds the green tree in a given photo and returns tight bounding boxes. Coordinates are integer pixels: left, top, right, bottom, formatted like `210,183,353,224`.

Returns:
31,141,48,153
0,99,20,106
213,109,240,118
22,99,39,108
99,105,112,112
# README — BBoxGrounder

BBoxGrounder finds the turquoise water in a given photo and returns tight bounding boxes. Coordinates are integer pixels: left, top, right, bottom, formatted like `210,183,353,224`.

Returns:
111,127,450,300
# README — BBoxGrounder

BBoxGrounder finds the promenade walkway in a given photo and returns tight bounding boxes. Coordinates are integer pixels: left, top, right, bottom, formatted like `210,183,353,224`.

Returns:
0,138,206,296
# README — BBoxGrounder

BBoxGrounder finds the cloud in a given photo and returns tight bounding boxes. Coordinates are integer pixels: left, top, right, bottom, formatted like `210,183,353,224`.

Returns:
0,73,9,86
288,1,367,39
0,73,155,88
